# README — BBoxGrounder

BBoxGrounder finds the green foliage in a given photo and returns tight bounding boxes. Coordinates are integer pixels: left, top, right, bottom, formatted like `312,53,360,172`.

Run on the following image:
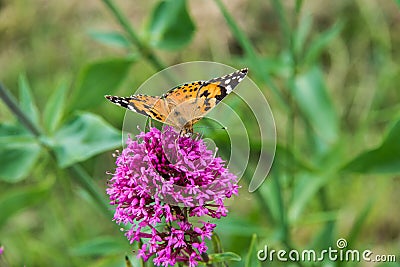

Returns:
71,236,129,256
18,74,40,126
302,21,344,66
343,119,400,173
208,252,241,264
147,0,195,50
69,57,135,111
51,112,121,167
43,80,69,133
346,200,373,247
288,174,331,223
245,234,261,267
88,31,131,48
294,66,338,144
0,124,41,182
0,177,53,227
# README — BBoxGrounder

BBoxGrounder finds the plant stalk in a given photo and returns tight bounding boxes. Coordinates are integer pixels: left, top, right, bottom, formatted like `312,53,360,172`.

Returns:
101,0,166,72
0,83,42,137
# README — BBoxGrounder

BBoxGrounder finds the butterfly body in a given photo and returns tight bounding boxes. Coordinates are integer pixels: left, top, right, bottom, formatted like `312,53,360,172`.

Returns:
106,68,248,134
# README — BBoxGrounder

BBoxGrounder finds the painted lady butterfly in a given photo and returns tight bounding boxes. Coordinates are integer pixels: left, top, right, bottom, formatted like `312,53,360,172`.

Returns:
105,68,248,134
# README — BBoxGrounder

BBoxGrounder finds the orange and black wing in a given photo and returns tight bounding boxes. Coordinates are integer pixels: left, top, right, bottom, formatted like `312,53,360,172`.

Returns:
198,68,248,103
105,68,248,131
160,68,248,128
105,94,170,123
162,68,248,107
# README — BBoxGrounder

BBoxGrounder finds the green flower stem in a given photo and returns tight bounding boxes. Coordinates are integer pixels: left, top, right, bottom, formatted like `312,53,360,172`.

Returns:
271,2,306,267
0,82,111,217
253,189,274,223
318,186,330,211
272,170,304,267
101,0,166,72
270,0,296,192
68,164,112,216
0,83,42,137
211,232,223,254
213,0,289,112
211,233,227,267
270,0,291,46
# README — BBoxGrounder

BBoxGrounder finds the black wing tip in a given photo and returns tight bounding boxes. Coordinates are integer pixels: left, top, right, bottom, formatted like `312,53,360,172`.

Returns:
105,95,112,100
240,68,248,74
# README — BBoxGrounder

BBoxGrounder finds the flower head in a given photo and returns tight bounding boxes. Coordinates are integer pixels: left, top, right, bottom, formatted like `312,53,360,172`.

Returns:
107,126,238,266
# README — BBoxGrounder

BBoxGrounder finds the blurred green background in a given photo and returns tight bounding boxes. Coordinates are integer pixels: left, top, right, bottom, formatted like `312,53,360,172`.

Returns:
0,0,399,266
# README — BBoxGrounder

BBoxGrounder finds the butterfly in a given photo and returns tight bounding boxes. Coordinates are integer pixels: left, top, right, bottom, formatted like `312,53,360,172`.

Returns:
105,68,248,135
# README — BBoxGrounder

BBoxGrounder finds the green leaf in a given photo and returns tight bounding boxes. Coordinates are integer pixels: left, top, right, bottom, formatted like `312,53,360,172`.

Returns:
0,178,52,227
261,174,282,225
289,174,330,223
245,234,261,267
309,220,335,250
69,57,134,111
294,66,339,145
303,20,344,65
218,215,269,237
147,0,195,50
18,74,40,126
343,119,400,173
275,144,316,173
88,30,131,48
211,233,224,267
295,0,304,13
51,112,121,167
43,80,69,133
211,232,223,254
0,124,41,182
346,200,373,247
213,0,288,111
71,236,128,256
208,252,241,263
294,13,312,56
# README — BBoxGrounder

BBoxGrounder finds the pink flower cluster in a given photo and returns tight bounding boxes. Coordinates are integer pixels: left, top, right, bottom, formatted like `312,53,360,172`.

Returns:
107,126,238,266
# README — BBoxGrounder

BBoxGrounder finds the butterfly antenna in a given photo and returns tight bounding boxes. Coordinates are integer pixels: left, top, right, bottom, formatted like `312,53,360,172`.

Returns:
194,126,227,131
